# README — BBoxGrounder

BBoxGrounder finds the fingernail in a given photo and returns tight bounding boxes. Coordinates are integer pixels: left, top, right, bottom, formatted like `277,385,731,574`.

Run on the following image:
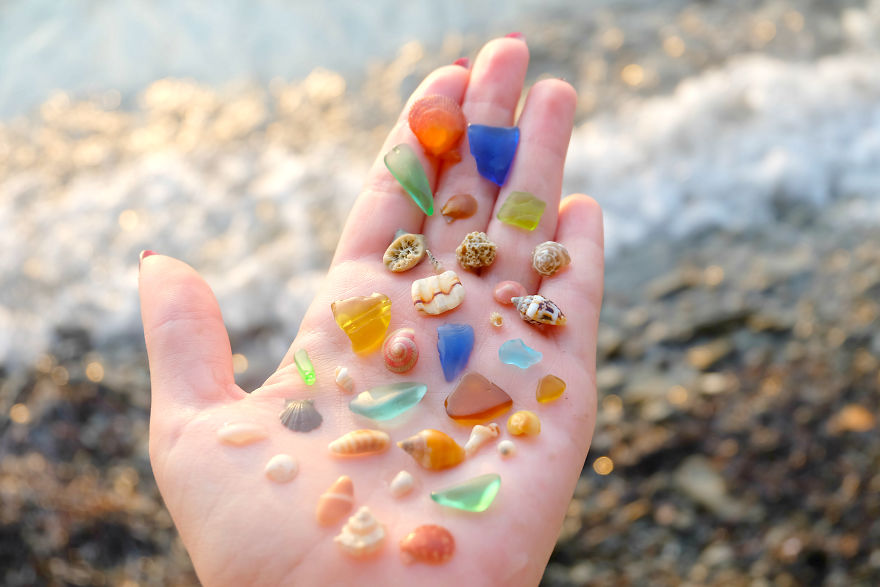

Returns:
505,32,526,42
453,57,470,69
139,250,157,269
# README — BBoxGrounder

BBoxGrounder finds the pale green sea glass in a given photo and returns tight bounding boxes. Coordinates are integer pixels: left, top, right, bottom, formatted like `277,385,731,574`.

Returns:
384,144,434,215
430,473,501,512
294,349,316,385
497,191,546,231
349,382,428,420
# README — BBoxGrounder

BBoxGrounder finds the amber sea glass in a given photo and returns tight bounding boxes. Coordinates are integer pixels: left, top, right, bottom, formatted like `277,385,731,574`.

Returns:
331,293,392,354
536,374,566,403
444,372,513,425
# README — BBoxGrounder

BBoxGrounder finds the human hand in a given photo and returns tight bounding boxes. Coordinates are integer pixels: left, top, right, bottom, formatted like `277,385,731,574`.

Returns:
139,36,603,586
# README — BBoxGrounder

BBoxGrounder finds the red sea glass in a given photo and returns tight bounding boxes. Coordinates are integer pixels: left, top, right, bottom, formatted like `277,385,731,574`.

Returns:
408,95,466,160
444,372,513,425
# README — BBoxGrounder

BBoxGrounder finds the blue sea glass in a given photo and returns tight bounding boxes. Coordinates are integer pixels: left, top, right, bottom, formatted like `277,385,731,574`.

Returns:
467,124,520,186
349,382,427,420
437,324,475,382
499,339,542,369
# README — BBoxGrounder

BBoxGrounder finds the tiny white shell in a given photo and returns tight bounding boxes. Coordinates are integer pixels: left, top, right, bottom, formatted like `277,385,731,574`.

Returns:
389,470,415,498
264,454,298,483
497,440,517,458
464,423,500,457
335,366,354,393
334,506,386,558
217,422,268,446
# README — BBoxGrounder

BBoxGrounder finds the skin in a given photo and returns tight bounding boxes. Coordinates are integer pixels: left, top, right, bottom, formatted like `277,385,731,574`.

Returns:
139,36,604,587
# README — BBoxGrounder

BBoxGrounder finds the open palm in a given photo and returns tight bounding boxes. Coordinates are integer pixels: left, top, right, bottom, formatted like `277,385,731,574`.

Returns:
139,37,604,587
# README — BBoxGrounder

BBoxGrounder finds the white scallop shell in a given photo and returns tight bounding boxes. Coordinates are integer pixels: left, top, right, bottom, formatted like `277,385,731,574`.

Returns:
334,506,386,558
511,295,567,326
464,423,500,457
411,270,465,315
334,366,354,393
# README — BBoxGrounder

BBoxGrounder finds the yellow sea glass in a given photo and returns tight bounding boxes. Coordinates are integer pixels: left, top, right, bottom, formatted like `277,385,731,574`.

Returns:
536,374,566,403
331,293,392,354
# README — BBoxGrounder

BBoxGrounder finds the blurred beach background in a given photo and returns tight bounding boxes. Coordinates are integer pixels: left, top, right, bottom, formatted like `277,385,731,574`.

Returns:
2,0,880,585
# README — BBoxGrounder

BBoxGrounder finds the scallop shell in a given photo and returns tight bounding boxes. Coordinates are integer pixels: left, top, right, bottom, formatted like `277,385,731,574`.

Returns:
507,410,541,436
382,328,419,373
334,506,386,558
279,399,323,432
389,470,415,498
316,475,355,526
328,429,391,456
408,95,466,159
217,422,268,446
400,524,455,565
511,295,567,326
463,423,501,457
497,439,517,457
440,193,477,223
397,429,465,470
411,270,465,315
264,454,298,483
383,233,425,272
489,312,503,328
334,366,354,393
455,231,497,271
531,241,571,277
493,281,527,305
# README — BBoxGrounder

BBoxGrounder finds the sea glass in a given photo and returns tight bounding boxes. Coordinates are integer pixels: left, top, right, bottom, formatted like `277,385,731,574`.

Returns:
408,95,466,159
499,339,542,369
349,382,428,421
467,124,519,185
437,324,474,382
445,372,513,424
497,191,546,231
294,349,316,385
384,144,434,215
430,473,501,512
536,374,566,403
331,293,392,354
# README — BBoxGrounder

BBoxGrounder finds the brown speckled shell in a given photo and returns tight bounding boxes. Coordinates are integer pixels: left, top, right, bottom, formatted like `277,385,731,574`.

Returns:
511,295,567,326
400,524,455,565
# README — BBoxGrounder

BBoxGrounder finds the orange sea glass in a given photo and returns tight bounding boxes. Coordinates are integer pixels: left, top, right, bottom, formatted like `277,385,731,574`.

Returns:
331,293,392,354
408,95,466,160
536,374,566,403
444,372,513,425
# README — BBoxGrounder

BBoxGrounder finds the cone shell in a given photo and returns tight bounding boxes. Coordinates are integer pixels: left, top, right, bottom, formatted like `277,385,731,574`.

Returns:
329,429,391,456
464,423,501,457
441,193,477,223
400,524,455,565
408,95,466,158
316,475,355,526
382,328,419,373
389,470,415,498
511,295,567,326
217,422,268,446
507,410,541,436
279,399,323,432
531,241,571,277
412,270,465,315
335,366,354,393
383,233,425,273
334,506,386,558
397,429,465,470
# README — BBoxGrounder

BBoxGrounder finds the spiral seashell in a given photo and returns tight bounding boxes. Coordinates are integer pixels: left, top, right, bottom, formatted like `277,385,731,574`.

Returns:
264,454,298,483
334,506,386,558
531,241,571,277
334,366,354,393
489,312,503,328
397,429,465,470
389,470,414,498
412,270,465,315
400,524,455,565
216,422,268,446
316,475,355,526
463,423,501,457
455,231,497,271
511,295,567,326
328,429,391,456
507,410,541,436
382,328,419,373
383,233,425,272
279,399,323,433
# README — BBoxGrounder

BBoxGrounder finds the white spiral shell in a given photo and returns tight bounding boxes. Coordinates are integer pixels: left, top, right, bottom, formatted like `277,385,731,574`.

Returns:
531,241,571,277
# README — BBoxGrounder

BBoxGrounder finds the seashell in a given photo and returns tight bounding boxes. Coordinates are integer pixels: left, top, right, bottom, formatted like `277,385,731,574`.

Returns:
531,241,571,277
408,95,466,160
397,429,465,470
334,366,354,393
425,248,444,273
383,233,425,273
400,524,455,565
264,454,298,483
329,429,391,456
489,312,503,327
317,475,355,526
440,193,477,223
382,328,419,373
464,423,501,457
334,506,386,558
279,399,323,433
411,270,465,315
493,280,527,305
497,439,517,457
511,295,567,326
507,410,541,436
455,231,497,271
389,470,415,498
217,422,268,446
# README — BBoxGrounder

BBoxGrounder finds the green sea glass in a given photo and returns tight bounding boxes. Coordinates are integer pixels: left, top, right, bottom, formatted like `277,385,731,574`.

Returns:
349,382,428,420
430,473,501,512
294,349,316,385
497,191,546,231
384,144,434,215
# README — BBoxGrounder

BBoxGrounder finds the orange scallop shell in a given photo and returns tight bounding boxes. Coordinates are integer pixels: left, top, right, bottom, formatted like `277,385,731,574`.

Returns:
382,328,419,373
408,95,466,159
400,524,455,565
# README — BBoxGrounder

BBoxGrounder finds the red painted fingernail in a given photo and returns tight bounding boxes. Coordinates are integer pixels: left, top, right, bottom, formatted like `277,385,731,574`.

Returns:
506,32,526,42
139,250,157,269
453,57,470,69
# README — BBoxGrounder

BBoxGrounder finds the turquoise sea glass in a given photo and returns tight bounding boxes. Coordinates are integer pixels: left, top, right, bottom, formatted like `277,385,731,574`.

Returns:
294,349,316,385
384,144,434,215
499,339,542,369
349,382,428,420
467,124,519,186
437,323,474,382
430,473,501,512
